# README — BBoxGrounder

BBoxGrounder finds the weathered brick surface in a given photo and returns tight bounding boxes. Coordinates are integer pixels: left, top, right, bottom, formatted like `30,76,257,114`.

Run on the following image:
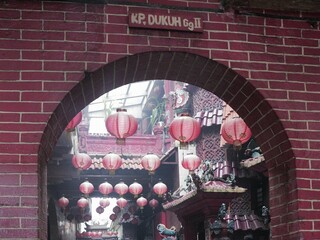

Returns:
0,0,319,239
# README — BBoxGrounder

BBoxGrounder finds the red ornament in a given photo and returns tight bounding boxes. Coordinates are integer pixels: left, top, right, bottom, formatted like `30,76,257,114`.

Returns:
79,180,94,196
83,214,92,222
99,198,110,208
110,213,117,221
182,153,201,174
72,153,92,170
122,213,130,221
153,181,167,198
149,199,159,209
105,108,138,144
65,111,82,132
113,206,121,214
96,206,104,214
136,196,147,209
98,181,113,196
114,181,128,196
58,196,69,209
221,117,252,149
117,197,128,208
141,153,161,175
169,113,201,148
129,181,143,198
102,153,123,175
77,197,89,208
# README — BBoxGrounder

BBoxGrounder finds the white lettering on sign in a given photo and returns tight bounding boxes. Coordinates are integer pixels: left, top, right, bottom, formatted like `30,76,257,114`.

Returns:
129,11,203,32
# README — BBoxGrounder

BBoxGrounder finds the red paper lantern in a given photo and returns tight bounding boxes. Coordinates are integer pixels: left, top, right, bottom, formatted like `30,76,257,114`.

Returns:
58,196,69,209
122,213,130,221
83,214,92,222
182,153,201,174
129,181,143,198
110,213,117,221
96,206,104,214
149,199,159,209
77,197,89,208
98,181,113,196
169,113,201,148
136,196,147,209
102,153,123,175
141,153,161,175
113,206,121,214
105,108,138,144
221,117,252,149
65,111,82,132
114,181,128,196
117,197,128,208
153,181,167,197
72,153,92,170
99,198,110,208
79,180,94,196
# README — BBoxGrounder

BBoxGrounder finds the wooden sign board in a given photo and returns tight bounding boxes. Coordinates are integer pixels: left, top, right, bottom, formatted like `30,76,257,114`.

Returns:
129,9,203,32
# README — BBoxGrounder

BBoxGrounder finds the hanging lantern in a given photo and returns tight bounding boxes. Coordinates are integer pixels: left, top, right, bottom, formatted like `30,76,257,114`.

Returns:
113,206,121,214
136,196,147,210
149,199,159,210
141,153,161,175
72,153,92,171
79,180,94,197
221,117,252,149
98,181,113,197
110,213,117,221
122,213,130,221
99,198,110,208
114,181,128,196
58,196,69,209
182,153,201,174
153,180,167,198
96,206,104,214
116,197,128,208
77,197,89,208
83,214,92,222
102,153,123,175
105,108,138,144
129,180,143,198
169,113,201,148
65,111,82,132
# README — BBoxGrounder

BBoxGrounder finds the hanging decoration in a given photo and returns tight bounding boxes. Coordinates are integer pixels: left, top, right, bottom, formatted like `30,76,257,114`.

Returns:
182,153,201,174
96,206,104,214
136,196,147,210
169,113,201,148
72,153,92,171
114,181,128,196
113,206,121,214
102,153,123,175
79,180,94,197
221,117,252,150
99,198,110,208
141,153,161,175
77,197,89,209
110,213,117,221
149,199,159,210
116,197,128,208
98,181,113,197
129,180,143,198
153,180,168,198
58,196,69,211
65,111,82,132
105,108,138,145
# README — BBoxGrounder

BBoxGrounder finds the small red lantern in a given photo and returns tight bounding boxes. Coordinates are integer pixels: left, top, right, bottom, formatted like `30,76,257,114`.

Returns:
72,153,92,170
77,197,89,208
153,180,167,198
58,196,69,209
182,153,201,174
129,181,143,198
169,113,201,148
113,206,121,214
122,213,130,221
99,181,113,196
149,199,159,210
79,180,94,197
96,206,104,214
221,117,252,149
110,213,117,221
99,198,110,208
102,153,123,175
114,181,128,196
117,197,128,208
105,108,138,144
83,214,92,222
141,153,161,175
136,196,147,209
65,111,82,132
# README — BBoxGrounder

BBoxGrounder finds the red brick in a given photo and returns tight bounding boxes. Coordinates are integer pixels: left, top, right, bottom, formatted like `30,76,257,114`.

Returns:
0,174,20,185
66,32,105,42
230,42,265,52
22,91,66,102
0,219,20,228
0,60,42,71
22,10,64,20
0,91,20,101
0,102,41,112
43,61,85,71
191,39,228,49
43,1,85,12
44,41,85,51
22,30,65,40
289,91,319,102
0,133,19,142
0,19,42,30
0,81,42,90
267,45,302,54
21,174,38,186
0,155,19,163
286,55,319,65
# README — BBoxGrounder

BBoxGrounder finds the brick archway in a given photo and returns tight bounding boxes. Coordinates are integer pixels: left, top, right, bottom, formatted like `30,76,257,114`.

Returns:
40,51,295,237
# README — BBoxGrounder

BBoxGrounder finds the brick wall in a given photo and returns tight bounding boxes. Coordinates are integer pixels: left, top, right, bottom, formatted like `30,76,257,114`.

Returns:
0,0,319,239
